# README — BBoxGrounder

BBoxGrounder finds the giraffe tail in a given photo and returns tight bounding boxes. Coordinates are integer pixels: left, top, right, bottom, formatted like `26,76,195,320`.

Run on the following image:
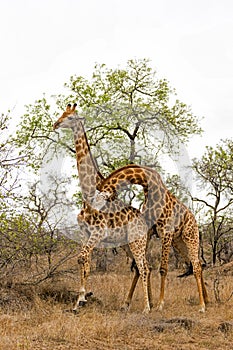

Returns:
177,262,207,278
131,258,139,273
177,262,193,278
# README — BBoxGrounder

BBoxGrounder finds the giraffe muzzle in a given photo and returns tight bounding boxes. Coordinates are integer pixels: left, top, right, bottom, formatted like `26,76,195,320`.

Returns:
53,121,60,130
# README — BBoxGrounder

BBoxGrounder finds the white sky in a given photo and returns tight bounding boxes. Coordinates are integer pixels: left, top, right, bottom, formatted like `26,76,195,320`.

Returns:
1,0,233,159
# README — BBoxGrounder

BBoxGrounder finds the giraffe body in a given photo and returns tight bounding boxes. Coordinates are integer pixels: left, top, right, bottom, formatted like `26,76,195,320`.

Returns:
97,164,209,312
76,200,152,312
53,105,151,313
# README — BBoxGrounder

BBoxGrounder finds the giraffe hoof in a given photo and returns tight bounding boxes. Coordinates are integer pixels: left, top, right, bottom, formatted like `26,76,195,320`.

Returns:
72,309,79,315
157,301,164,311
85,292,93,299
78,300,87,307
198,305,205,313
142,307,151,314
120,303,130,312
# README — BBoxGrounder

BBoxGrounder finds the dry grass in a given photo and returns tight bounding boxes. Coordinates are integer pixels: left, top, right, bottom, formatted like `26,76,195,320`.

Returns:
0,262,233,350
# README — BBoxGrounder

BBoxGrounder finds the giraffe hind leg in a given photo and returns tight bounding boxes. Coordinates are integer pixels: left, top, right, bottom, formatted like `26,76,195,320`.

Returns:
177,260,208,305
182,234,208,312
192,261,206,312
201,269,209,304
122,264,140,311
128,240,151,313
157,232,173,311
172,236,193,278
123,259,153,312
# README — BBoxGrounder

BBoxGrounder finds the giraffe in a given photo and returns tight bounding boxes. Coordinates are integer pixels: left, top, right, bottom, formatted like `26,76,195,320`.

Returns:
96,164,209,312
53,104,152,313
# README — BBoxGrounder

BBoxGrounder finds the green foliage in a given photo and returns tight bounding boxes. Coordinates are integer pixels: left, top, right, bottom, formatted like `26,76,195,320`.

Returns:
193,139,233,201
65,58,202,173
192,139,233,264
165,174,190,204
0,184,77,284
0,110,24,212
12,58,202,204
0,212,42,271
10,59,203,174
14,97,59,171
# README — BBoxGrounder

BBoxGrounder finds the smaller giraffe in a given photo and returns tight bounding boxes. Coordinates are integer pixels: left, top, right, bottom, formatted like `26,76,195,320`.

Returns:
53,104,152,313
96,164,209,312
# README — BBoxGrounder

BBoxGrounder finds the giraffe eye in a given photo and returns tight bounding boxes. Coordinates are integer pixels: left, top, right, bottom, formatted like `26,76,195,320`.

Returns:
68,116,73,120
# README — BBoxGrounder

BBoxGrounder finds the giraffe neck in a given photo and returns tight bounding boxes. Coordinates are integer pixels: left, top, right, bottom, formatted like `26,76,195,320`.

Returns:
72,120,103,202
99,165,149,193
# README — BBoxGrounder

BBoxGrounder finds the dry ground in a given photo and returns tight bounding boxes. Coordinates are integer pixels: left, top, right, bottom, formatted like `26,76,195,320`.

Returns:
0,261,233,350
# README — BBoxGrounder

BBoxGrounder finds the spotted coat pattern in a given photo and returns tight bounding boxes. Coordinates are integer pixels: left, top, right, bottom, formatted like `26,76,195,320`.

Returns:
97,164,209,312
53,104,152,313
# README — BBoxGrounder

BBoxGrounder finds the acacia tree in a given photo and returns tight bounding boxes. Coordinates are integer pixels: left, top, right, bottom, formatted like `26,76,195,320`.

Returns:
65,58,202,173
192,139,233,265
15,59,202,179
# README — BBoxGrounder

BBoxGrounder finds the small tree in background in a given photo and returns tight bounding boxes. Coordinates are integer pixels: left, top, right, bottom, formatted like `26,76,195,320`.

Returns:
0,178,78,285
192,139,233,265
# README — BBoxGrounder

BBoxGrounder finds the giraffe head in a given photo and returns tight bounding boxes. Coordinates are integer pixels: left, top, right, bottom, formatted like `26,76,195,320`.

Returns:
53,103,83,130
90,190,112,211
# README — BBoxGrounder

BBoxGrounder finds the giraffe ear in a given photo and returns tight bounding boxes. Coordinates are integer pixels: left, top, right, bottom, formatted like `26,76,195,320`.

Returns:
66,104,72,112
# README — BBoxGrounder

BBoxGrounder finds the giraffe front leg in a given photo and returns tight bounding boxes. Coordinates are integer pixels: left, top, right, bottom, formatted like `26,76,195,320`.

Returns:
148,267,153,309
139,257,151,314
122,263,140,311
158,269,166,311
129,241,151,314
73,246,91,311
123,262,153,312
157,232,172,311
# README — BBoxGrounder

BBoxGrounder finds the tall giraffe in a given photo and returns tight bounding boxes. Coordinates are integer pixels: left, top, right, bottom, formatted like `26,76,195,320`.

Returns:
96,164,209,312
53,104,152,313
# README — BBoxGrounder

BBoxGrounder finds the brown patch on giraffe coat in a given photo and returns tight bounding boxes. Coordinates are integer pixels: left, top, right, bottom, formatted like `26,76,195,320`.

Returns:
110,178,118,185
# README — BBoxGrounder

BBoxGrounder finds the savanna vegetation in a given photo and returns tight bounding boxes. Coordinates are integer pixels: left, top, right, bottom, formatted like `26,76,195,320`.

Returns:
0,59,232,349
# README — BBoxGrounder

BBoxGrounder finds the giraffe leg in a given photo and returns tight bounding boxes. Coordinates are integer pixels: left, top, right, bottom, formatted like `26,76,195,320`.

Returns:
182,230,208,312
122,264,140,311
191,260,206,312
73,246,92,311
177,239,209,304
157,232,173,311
128,240,151,314
73,226,106,311
201,272,209,304
147,267,153,309
119,245,141,310
123,261,153,311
